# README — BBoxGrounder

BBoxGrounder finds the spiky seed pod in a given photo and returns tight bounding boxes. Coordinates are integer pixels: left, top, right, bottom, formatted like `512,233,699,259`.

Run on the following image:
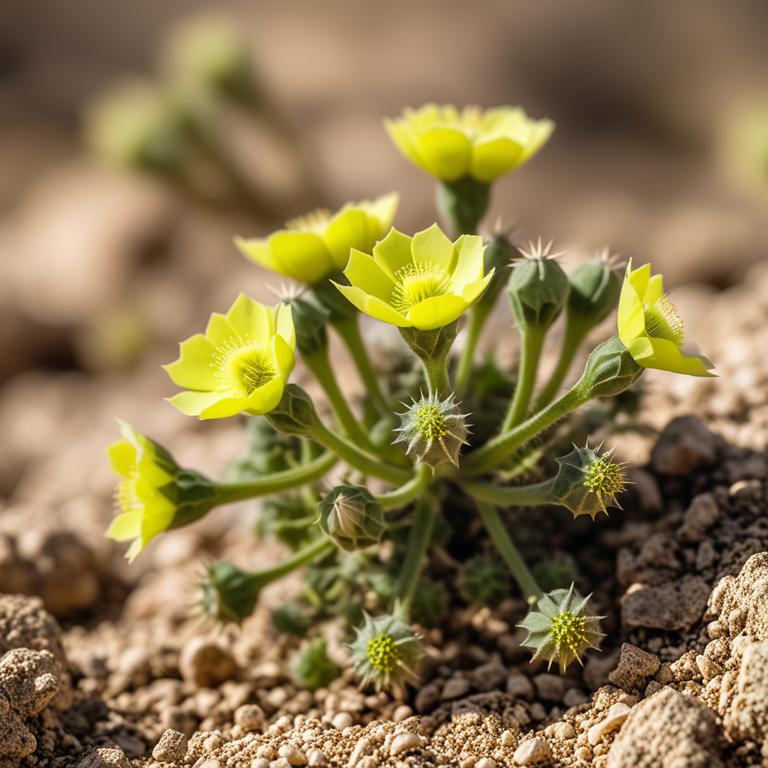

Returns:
199,561,262,624
506,239,570,330
318,486,386,552
349,613,425,692
518,584,604,673
292,637,341,692
393,393,469,470
566,250,623,326
459,554,511,606
551,442,628,520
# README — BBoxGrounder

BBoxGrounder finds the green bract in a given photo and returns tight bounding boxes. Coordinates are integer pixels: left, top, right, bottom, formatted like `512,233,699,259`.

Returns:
165,294,296,419
334,224,493,330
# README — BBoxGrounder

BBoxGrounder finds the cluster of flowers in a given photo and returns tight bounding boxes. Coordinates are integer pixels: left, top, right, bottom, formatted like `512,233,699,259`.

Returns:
108,101,715,691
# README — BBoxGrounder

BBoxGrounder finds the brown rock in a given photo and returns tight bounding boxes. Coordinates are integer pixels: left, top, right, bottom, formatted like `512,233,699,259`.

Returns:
622,577,709,630
651,416,718,476
179,638,238,689
609,644,661,691
606,687,722,767
76,747,130,768
723,641,768,749
152,729,188,762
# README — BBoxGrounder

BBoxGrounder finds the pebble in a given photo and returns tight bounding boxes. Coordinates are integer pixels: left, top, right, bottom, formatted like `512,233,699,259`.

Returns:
414,683,440,713
650,416,717,476
234,703,266,732
278,743,307,766
251,760,270,768
563,687,588,707
475,760,497,768
390,731,421,756
506,673,534,699
500,729,516,747
587,702,631,745
608,644,660,691
513,736,551,765
178,638,238,689
306,750,326,767
442,676,470,700
331,712,354,730
76,747,130,768
392,704,413,723
551,721,576,739
533,673,565,701
357,758,378,768
152,729,188,762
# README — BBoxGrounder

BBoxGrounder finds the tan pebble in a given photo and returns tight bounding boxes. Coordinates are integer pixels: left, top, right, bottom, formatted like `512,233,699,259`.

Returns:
695,654,721,680
271,759,292,768
306,750,326,767
529,702,546,720
575,745,592,762
414,682,440,712
587,702,631,745
393,704,413,723
551,722,576,739
235,704,266,732
506,674,534,699
198,761,222,768
442,676,470,700
513,736,550,765
77,747,130,768
251,760,270,768
179,638,238,689
389,731,421,756
475,759,497,768
203,733,224,751
357,758,378,768
152,729,188,762
278,743,307,766
332,711,354,730
256,744,276,759
500,729,516,747
563,687,588,707
459,759,475,768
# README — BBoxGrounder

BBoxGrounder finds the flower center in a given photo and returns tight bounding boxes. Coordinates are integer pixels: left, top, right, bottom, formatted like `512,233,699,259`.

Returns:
584,457,626,499
392,263,451,314
286,208,332,233
214,337,277,396
645,295,684,347
550,611,589,653
116,475,142,515
367,633,399,673
415,404,447,440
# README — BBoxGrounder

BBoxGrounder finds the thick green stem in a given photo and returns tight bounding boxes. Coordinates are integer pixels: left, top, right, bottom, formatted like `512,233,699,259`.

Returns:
503,324,547,432
400,322,458,399
462,385,588,476
535,318,590,410
477,502,542,602
395,498,437,620
422,354,450,398
303,346,377,453
375,465,432,511
257,536,334,583
332,316,390,417
454,305,489,397
461,477,557,507
215,452,337,504
309,422,411,485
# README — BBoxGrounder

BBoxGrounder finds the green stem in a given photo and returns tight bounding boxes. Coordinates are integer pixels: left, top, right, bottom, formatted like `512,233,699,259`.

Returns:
422,354,450,398
461,477,557,508
462,385,588,476
535,318,590,410
375,465,432,511
476,501,542,602
502,324,547,432
395,497,437,620
303,346,377,453
215,452,337,504
257,536,334,583
309,421,411,485
332,316,390,417
454,305,489,397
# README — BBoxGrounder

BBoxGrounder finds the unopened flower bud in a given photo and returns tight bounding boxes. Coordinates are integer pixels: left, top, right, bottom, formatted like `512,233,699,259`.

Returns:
349,613,425,692
318,485,385,552
507,239,569,329
578,336,643,398
519,584,604,673
266,385,320,436
551,442,627,520
394,393,469,471
567,250,622,327
459,554,511,606
288,296,329,357
292,637,341,692
199,561,262,624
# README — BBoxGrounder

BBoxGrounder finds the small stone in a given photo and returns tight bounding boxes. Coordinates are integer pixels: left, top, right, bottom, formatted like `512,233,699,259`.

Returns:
475,760,497,768
390,731,421,756
76,747,130,768
533,673,565,702
622,578,709,631
442,676,470,700
587,702,631,745
307,750,326,767
470,661,507,692
696,654,722,680
679,493,720,542
178,637,238,689
551,722,576,739
392,704,413,723
608,644,660,691
235,704,266,732
563,687,588,707
575,746,592,762
414,683,440,713
278,743,307,766
331,712,354,730
506,673,534,699
513,736,551,765
271,760,293,768
152,729,188,762
357,758,378,768
500,729,516,747
251,760,270,768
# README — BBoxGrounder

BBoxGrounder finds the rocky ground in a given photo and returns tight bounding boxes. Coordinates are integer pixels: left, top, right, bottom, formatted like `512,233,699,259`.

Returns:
1,256,767,768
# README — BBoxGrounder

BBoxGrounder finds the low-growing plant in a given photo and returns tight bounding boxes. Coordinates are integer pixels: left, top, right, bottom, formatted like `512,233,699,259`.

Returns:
106,100,716,692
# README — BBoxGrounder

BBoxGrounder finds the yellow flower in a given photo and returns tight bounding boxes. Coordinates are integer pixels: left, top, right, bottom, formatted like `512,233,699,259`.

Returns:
618,260,715,377
235,193,398,284
385,105,554,183
333,224,493,330
165,294,296,419
106,421,216,561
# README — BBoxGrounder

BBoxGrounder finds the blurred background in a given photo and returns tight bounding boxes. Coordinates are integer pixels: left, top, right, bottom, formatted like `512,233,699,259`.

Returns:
1,0,768,610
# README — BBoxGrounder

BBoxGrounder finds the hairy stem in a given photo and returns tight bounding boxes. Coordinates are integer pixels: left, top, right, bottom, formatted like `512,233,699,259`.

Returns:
395,497,437,620
461,477,557,507
256,536,335,584
503,324,547,431
454,305,489,397
535,318,590,410
477,501,542,602
375,465,432,511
